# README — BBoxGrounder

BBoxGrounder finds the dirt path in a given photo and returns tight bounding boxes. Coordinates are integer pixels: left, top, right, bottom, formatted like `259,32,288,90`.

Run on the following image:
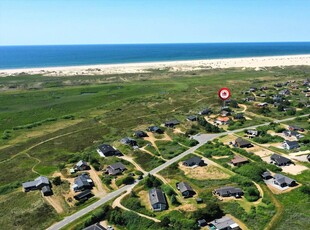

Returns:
44,196,64,214
88,166,106,197
252,182,264,205
238,104,248,113
0,126,92,165
119,155,147,174
262,185,284,230
139,146,167,162
112,190,161,223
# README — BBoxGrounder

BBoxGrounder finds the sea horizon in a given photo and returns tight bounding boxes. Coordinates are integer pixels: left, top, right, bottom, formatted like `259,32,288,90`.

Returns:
1,42,310,70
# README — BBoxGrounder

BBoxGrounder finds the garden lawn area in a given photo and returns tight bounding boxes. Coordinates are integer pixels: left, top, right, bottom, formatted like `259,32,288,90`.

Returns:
0,191,60,229
133,150,165,171
156,140,187,159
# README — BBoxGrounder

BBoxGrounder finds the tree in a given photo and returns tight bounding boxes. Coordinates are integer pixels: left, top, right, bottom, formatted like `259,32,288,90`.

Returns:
52,176,62,186
122,176,135,185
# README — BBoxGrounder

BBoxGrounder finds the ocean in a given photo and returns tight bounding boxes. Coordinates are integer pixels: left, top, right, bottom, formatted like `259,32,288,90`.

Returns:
1,42,310,70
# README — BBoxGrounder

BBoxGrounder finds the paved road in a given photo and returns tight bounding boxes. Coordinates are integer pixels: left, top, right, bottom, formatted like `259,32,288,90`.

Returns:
47,113,309,230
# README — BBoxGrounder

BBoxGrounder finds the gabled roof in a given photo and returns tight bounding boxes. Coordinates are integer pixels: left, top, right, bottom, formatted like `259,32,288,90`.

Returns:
274,174,295,185
283,140,299,148
76,160,88,167
134,130,148,137
216,116,230,122
74,189,92,200
108,162,126,171
183,156,202,166
149,188,167,205
178,182,194,193
261,171,271,178
74,174,92,188
209,216,238,230
271,154,291,165
235,137,251,146
231,155,249,164
187,115,197,121
215,186,243,196
98,144,116,154
164,119,180,126
34,176,50,187
120,137,137,145
83,223,107,230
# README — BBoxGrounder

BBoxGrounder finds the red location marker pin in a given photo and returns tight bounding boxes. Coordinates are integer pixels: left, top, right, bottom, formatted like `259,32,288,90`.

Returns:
218,88,231,100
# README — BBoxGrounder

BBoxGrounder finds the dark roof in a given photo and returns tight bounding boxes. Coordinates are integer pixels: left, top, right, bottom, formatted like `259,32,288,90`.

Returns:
74,174,92,188
177,182,194,193
183,156,202,166
261,171,272,178
98,144,116,153
148,126,163,133
234,113,244,119
74,189,92,200
41,185,52,194
235,137,251,146
83,223,107,230
76,160,88,167
109,162,126,171
271,154,291,165
120,137,137,146
22,176,50,189
283,140,299,149
187,115,197,121
149,188,167,205
164,119,180,126
134,130,148,137
199,108,212,115
215,186,243,196
274,174,295,185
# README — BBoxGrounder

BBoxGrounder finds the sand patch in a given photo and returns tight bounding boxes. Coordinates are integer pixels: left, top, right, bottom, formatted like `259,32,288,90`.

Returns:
179,163,230,180
281,164,308,175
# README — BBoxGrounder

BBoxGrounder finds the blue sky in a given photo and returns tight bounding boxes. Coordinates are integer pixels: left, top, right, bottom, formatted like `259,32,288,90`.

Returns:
0,0,309,45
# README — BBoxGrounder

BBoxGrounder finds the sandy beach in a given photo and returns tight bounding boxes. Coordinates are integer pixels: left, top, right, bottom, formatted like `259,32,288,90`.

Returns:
1,54,310,77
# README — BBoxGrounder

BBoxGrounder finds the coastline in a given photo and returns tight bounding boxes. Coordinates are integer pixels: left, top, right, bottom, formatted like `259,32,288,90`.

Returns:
1,54,310,77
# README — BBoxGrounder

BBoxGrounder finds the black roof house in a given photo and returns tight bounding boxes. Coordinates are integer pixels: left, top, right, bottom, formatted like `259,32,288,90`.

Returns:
149,188,167,211
164,119,180,128
261,171,272,180
234,113,244,120
134,130,148,138
106,162,127,176
183,156,204,167
198,108,212,115
214,186,243,198
75,160,90,171
73,174,93,192
234,137,253,148
148,126,164,134
177,182,195,197
187,115,197,122
97,144,122,157
274,174,297,187
120,137,138,147
270,154,292,166
282,140,299,150
22,176,52,196
74,189,93,201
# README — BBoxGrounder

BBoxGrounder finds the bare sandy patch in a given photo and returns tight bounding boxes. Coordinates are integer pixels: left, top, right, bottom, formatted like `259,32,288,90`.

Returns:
44,196,64,213
175,203,198,212
179,163,230,180
281,164,308,175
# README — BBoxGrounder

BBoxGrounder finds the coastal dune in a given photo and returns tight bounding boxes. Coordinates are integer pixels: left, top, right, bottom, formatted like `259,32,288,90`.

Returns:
1,54,310,77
